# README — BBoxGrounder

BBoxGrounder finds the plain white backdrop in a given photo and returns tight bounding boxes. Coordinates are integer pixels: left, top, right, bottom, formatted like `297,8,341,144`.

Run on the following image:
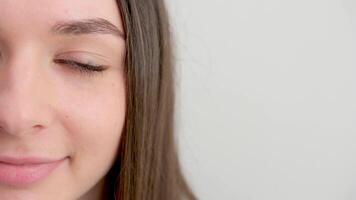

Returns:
167,0,356,200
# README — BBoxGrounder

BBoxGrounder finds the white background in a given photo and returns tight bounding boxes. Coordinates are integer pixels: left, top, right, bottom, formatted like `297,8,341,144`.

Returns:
167,0,356,200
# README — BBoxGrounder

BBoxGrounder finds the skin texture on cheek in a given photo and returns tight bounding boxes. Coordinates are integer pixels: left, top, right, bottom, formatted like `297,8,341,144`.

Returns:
54,69,126,199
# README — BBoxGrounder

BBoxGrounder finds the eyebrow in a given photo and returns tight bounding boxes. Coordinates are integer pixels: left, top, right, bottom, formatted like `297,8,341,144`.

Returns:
51,18,125,39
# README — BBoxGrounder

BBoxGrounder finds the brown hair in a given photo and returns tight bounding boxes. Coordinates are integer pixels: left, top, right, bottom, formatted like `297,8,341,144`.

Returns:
103,0,197,199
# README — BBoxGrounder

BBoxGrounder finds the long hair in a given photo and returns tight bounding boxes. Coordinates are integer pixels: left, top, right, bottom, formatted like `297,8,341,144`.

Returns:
103,0,197,199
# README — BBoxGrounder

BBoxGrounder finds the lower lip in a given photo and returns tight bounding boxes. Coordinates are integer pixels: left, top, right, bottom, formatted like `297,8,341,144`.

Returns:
0,158,66,187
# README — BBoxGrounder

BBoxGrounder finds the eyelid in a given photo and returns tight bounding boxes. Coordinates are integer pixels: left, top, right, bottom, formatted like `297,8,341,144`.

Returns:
54,59,105,70
53,58,107,78
53,51,110,75
54,51,110,65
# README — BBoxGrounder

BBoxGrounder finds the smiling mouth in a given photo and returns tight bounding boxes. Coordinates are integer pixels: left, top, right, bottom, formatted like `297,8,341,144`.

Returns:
0,156,68,187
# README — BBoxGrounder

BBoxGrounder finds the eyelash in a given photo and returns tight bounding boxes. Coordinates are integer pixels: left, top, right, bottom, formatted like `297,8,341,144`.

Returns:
53,59,106,76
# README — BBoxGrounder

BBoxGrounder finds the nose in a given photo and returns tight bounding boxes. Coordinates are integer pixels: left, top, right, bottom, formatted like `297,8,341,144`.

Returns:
0,52,54,137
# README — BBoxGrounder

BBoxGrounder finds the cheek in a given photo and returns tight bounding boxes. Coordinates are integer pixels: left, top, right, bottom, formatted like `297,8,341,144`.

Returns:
64,80,126,157
55,72,126,147
69,92,125,157
52,73,126,192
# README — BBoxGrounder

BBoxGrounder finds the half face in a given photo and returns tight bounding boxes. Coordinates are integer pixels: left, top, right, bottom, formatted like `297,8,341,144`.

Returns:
0,0,126,199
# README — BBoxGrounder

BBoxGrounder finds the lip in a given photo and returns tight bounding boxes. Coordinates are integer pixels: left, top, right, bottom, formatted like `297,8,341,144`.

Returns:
0,156,67,187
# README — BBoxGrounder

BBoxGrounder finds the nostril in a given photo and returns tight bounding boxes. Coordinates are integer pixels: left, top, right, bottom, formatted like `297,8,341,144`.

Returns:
33,124,43,130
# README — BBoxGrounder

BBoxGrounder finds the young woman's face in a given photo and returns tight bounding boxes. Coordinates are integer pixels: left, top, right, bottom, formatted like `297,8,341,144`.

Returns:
0,0,125,199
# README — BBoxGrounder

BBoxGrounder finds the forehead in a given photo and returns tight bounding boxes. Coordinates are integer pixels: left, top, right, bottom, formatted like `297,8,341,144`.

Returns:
0,0,123,36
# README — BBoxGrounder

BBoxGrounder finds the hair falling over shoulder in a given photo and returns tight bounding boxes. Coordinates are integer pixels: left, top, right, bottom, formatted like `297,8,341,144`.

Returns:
103,0,197,199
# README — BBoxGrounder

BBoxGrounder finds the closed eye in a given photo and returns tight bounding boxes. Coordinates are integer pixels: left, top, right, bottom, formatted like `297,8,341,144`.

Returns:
53,59,107,76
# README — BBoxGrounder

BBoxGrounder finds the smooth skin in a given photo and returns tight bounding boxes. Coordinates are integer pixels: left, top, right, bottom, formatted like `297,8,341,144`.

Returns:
0,0,126,199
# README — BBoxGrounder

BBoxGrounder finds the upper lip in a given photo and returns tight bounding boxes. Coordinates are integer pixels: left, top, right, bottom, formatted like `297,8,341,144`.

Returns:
0,156,65,165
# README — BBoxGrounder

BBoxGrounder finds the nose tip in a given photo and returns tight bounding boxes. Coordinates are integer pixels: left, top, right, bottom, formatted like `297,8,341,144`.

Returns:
0,75,53,138
0,99,48,136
